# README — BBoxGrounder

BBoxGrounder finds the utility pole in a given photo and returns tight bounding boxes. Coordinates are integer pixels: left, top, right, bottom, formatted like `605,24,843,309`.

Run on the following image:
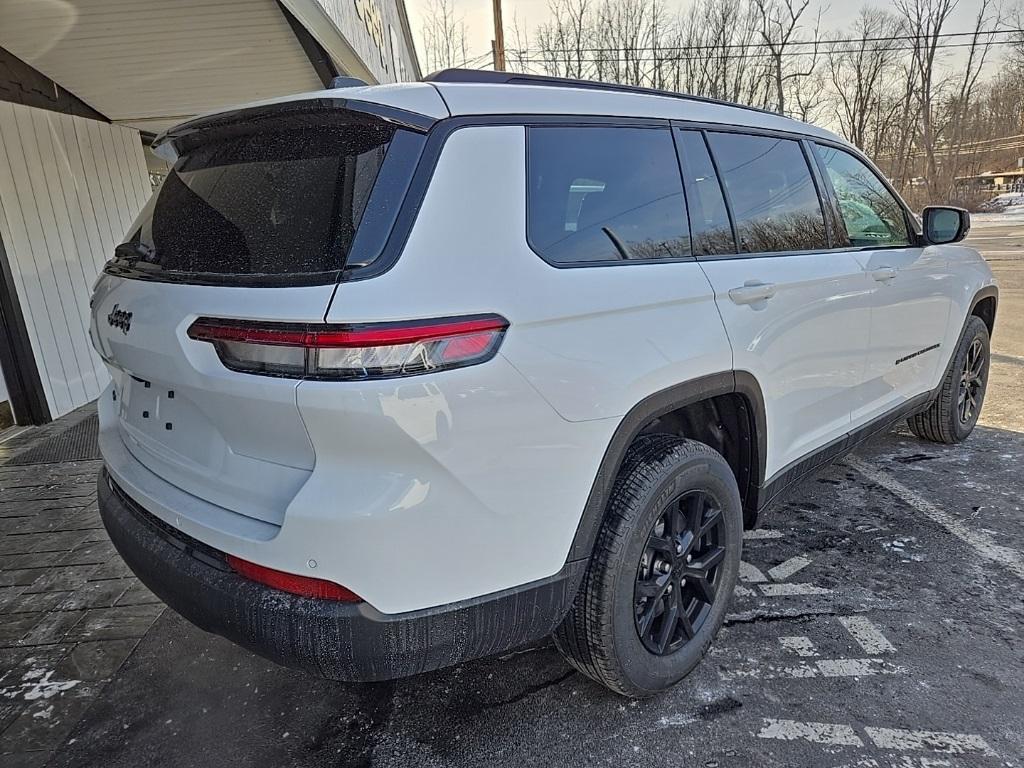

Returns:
491,0,506,71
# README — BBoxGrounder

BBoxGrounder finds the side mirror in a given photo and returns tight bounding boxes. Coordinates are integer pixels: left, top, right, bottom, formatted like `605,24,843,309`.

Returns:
922,206,970,245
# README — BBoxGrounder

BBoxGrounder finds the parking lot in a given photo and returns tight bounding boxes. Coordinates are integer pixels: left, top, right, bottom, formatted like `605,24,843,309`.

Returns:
2,218,1022,768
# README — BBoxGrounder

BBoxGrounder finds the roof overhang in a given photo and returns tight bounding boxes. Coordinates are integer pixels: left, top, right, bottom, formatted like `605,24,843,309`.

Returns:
0,0,414,133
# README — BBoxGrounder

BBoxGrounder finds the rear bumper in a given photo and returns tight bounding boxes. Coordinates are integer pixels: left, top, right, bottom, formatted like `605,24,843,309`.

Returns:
98,469,582,681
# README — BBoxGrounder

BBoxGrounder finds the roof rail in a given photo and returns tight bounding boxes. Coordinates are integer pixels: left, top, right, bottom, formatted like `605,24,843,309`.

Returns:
423,69,788,119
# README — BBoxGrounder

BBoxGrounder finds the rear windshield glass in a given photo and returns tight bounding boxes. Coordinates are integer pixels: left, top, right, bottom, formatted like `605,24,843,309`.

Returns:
115,116,421,281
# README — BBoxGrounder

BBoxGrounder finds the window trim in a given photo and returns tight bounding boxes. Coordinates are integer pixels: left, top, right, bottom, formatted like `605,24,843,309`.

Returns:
805,138,850,249
347,114,922,283
524,123,697,270
663,120,920,261
800,138,839,248
673,128,739,256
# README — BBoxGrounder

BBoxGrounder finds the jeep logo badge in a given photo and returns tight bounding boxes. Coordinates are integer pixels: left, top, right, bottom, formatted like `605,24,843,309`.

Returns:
107,304,132,335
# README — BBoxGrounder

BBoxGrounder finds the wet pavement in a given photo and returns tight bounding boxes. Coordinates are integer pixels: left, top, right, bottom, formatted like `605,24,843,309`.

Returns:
1,219,1022,767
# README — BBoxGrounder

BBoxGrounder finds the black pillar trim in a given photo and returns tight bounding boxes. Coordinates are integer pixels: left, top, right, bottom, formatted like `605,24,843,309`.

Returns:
0,229,52,425
277,3,340,88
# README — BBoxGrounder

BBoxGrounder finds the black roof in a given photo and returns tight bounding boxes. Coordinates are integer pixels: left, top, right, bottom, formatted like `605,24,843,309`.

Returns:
423,69,788,119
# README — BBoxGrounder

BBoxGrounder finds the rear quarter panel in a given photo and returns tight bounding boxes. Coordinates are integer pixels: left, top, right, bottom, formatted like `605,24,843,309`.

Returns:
307,124,736,610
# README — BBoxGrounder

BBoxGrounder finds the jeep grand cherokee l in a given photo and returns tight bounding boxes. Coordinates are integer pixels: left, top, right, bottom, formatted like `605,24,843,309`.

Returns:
91,70,996,697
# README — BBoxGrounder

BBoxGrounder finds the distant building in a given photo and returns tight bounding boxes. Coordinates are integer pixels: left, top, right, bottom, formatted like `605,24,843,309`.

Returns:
957,168,1024,193
0,0,420,427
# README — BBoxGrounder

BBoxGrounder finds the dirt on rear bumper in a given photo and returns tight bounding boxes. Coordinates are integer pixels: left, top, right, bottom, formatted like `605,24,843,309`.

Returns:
97,469,580,681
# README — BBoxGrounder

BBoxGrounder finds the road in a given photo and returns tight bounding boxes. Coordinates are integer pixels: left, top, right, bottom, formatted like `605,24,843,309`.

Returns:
7,218,1024,768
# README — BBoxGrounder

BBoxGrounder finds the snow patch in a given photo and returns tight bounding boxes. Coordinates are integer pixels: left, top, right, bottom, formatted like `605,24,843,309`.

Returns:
0,668,80,701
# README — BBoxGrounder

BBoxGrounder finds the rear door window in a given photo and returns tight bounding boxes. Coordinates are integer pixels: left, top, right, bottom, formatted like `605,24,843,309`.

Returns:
813,144,910,248
115,113,423,283
527,126,691,264
705,132,829,254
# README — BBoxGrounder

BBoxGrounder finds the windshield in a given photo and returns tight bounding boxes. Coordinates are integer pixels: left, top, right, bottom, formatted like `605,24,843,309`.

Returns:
115,115,421,282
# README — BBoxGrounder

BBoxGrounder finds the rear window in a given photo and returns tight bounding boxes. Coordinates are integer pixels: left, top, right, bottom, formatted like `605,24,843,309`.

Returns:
527,126,690,264
114,114,423,283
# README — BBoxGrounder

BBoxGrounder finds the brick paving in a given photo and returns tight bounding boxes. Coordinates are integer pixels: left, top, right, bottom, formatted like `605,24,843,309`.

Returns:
0,410,164,766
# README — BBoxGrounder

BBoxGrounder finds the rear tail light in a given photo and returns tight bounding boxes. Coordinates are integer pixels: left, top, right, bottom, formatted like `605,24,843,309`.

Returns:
187,314,509,380
226,555,362,602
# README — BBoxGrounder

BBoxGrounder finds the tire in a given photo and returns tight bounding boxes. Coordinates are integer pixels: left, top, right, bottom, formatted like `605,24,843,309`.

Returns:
908,316,990,444
553,435,742,697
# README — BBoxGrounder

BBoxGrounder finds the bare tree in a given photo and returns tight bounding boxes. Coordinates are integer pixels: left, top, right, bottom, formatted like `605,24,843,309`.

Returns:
669,0,767,103
419,0,470,73
894,0,1008,201
535,0,593,79
1010,1,1024,68
941,0,1006,195
750,0,822,115
894,0,959,199
826,7,903,154
591,0,668,87
882,58,923,192
507,9,534,73
515,0,1019,205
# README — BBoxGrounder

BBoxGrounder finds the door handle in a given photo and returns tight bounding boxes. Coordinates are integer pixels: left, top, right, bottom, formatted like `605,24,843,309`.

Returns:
728,281,777,305
869,266,898,282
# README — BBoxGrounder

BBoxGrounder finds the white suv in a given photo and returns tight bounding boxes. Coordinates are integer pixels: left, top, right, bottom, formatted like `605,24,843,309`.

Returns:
91,70,997,696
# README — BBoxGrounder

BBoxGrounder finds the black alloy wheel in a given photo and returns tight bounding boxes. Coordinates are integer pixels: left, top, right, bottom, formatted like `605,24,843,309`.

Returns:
908,315,990,444
959,337,985,424
634,489,726,656
553,435,742,697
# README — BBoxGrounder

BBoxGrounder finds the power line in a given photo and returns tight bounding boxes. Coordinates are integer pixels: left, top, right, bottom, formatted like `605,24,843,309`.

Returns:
509,38,1021,63
513,26,1024,55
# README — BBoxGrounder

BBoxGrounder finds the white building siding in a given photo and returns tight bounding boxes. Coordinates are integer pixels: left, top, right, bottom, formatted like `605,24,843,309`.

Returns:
0,102,149,418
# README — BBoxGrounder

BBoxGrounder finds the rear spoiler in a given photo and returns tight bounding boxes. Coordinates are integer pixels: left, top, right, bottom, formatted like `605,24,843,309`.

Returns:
152,98,437,162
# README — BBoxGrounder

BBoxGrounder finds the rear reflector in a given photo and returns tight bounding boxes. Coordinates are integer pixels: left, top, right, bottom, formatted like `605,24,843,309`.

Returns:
187,314,509,380
226,555,362,602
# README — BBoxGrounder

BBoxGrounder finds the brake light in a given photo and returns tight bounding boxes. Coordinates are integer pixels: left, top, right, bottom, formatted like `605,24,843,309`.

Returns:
226,555,362,602
187,314,509,380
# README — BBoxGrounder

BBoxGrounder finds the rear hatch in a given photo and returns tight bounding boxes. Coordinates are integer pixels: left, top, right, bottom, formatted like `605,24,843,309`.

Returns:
91,99,430,527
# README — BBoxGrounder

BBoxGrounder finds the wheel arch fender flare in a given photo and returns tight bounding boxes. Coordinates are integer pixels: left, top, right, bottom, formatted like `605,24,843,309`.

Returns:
968,284,998,334
565,371,768,563
936,284,999,384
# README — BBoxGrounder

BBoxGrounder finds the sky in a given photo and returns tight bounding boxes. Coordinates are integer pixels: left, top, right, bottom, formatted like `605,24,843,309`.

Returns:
404,0,1005,74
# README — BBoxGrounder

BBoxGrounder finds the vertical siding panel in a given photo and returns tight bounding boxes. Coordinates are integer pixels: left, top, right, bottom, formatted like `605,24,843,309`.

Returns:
124,128,153,205
44,113,103,398
0,191,58,415
83,120,122,254
104,123,133,232
73,119,116,261
111,126,144,216
129,129,154,207
0,104,146,419
22,108,91,405
58,117,106,276
94,121,131,238
0,104,72,415
0,105,58,415
11,106,81,413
